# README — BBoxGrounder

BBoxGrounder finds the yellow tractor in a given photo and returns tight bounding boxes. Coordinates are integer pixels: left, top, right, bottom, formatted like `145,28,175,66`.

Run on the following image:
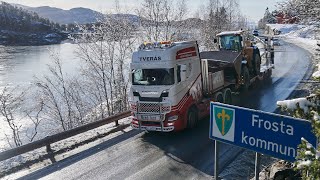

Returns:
216,30,261,76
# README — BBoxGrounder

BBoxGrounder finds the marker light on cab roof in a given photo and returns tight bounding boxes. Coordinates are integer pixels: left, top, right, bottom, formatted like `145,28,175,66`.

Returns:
139,41,172,50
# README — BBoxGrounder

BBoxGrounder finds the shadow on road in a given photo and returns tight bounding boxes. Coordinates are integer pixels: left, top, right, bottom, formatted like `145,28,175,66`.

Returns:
137,76,288,177
18,129,141,180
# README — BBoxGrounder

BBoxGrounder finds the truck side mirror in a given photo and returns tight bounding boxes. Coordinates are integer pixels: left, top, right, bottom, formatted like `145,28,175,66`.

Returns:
180,64,187,82
213,39,218,43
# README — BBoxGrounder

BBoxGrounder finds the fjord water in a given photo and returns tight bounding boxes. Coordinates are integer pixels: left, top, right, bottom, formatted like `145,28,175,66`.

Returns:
0,42,80,149
0,43,80,88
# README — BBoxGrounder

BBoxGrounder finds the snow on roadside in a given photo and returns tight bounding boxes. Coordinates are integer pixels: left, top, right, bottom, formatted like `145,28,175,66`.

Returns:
272,23,320,111
268,24,318,54
0,116,133,177
267,24,319,79
266,24,317,51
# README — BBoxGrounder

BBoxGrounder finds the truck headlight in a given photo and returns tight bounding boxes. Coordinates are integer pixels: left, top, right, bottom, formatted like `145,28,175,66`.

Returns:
168,115,178,121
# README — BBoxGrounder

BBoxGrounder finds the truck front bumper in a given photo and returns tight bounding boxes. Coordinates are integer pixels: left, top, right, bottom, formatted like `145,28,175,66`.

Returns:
131,123,174,132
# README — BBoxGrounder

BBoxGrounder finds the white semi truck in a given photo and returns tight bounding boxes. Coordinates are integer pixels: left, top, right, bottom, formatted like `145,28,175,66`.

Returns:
129,31,273,132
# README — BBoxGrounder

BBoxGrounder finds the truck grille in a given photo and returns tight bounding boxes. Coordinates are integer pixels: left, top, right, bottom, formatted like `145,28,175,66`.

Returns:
130,102,171,114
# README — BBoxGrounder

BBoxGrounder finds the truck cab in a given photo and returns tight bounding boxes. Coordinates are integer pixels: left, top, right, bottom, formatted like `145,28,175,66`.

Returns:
130,41,203,132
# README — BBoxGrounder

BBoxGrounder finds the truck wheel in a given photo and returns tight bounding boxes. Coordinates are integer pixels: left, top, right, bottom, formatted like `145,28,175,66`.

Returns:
187,107,198,128
241,66,250,92
253,54,261,75
223,88,232,104
214,92,224,103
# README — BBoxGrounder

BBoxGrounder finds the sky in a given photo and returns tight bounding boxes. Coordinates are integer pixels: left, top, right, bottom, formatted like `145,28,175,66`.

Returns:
3,0,280,22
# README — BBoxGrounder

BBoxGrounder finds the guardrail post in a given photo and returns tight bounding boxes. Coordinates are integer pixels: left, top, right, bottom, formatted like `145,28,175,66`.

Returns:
46,144,56,163
115,120,119,126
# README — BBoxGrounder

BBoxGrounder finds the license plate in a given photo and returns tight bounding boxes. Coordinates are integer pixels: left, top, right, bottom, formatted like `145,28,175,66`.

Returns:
138,115,160,121
145,126,157,131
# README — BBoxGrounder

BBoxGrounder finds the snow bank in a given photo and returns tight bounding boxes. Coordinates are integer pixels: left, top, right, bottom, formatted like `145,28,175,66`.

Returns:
267,24,306,35
266,24,318,55
267,24,320,79
267,24,317,39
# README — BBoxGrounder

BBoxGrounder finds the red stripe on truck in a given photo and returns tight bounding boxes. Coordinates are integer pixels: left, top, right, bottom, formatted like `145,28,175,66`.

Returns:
176,47,197,60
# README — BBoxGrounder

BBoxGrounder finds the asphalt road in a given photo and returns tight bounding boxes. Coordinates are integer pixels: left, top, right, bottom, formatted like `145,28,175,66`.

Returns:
16,40,312,180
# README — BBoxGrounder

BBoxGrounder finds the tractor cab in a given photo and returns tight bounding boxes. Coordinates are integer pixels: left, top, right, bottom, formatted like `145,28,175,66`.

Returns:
215,30,261,76
216,30,245,52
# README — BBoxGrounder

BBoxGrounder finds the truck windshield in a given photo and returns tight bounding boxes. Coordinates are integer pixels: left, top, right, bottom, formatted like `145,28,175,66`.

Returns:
132,68,175,85
219,35,241,51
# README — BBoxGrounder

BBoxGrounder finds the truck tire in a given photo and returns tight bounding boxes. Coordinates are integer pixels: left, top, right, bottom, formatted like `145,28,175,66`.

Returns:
253,53,261,76
223,88,232,104
240,66,250,92
187,107,198,128
214,92,224,103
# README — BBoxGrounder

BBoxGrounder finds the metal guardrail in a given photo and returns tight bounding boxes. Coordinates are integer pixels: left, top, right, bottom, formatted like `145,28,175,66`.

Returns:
0,111,131,162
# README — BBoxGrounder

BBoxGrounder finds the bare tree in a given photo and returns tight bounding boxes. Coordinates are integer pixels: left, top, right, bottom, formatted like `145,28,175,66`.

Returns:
73,7,136,121
138,0,190,42
0,87,24,147
197,0,247,50
138,0,165,41
24,99,44,142
34,54,88,131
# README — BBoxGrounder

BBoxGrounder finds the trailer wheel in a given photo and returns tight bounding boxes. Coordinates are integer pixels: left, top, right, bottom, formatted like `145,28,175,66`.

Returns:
214,92,224,103
253,53,261,76
240,66,250,92
187,107,198,128
223,88,232,104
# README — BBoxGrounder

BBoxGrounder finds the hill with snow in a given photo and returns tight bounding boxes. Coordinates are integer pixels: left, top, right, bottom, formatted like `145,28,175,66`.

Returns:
12,4,105,24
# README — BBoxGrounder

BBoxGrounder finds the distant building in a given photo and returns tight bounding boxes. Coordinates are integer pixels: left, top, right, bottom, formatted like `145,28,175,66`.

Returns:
275,12,298,24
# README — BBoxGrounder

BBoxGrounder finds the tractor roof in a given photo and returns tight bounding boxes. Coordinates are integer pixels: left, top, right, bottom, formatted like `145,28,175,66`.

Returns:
217,30,243,36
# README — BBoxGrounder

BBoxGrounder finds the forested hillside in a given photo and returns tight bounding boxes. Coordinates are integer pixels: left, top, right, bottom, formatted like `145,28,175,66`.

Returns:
0,2,66,45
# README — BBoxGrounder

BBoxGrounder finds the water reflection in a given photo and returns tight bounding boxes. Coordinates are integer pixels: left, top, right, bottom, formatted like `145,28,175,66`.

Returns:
0,43,80,88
